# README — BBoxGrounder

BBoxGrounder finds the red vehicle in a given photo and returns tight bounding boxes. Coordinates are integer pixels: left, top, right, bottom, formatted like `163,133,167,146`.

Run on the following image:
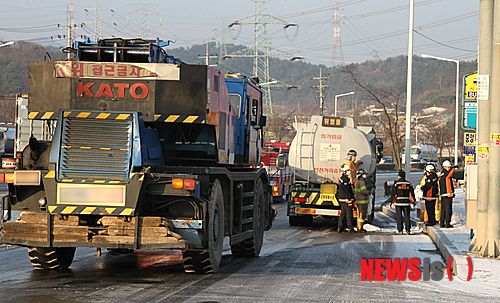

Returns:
261,142,292,202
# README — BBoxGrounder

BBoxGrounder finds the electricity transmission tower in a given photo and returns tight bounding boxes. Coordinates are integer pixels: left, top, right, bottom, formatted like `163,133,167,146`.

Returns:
128,4,161,39
84,0,118,40
84,0,103,40
224,0,298,115
331,2,345,67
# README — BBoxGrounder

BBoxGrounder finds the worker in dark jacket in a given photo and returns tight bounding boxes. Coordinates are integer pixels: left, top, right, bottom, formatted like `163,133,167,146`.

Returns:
393,170,416,235
337,164,355,233
439,160,456,228
421,164,438,226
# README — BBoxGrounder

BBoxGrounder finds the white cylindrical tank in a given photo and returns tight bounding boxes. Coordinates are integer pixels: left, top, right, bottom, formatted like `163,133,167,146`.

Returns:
289,116,376,184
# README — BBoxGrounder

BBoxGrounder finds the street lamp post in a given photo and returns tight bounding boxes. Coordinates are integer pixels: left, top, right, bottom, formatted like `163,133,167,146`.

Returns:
0,41,14,48
334,92,355,116
421,54,460,166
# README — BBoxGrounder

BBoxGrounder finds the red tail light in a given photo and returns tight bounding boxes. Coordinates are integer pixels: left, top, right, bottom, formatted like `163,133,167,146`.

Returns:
293,197,308,202
184,179,195,190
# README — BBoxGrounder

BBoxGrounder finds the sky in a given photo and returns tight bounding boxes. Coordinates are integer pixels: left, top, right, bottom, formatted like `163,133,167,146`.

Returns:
0,0,479,66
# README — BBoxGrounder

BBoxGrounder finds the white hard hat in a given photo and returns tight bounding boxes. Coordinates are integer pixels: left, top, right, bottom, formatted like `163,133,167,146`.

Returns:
442,160,451,167
425,164,435,172
341,164,350,172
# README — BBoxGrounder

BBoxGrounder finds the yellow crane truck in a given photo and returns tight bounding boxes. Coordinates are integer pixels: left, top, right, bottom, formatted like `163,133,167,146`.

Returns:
0,38,273,273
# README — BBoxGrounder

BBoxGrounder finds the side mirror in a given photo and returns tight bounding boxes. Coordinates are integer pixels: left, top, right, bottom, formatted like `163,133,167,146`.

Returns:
277,154,286,170
259,115,267,128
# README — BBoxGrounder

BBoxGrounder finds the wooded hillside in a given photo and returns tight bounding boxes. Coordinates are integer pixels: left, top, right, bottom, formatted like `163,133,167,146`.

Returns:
0,41,476,123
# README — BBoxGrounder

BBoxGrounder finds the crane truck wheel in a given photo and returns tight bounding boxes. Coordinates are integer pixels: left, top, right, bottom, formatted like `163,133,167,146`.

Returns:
231,178,265,257
183,179,224,273
28,247,76,270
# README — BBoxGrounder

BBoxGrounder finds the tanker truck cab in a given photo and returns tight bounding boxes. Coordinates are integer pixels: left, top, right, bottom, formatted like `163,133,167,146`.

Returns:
287,115,377,226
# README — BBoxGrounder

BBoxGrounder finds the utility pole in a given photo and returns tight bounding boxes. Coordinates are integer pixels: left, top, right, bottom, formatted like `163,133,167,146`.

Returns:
198,43,218,67
404,0,415,176
470,0,494,258
312,68,329,116
485,0,500,258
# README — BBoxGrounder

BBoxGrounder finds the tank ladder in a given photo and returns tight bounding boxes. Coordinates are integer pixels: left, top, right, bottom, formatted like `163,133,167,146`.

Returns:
294,123,318,190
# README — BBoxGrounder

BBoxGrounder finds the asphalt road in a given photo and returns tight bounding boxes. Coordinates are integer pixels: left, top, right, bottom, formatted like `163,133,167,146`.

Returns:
0,175,494,302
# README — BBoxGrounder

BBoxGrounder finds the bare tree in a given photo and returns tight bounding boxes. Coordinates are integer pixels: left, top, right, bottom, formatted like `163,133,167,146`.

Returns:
420,120,454,163
338,65,407,169
265,104,315,143
0,97,15,123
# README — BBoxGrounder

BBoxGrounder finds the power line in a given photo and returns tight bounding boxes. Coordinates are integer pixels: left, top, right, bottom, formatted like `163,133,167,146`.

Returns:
414,30,477,53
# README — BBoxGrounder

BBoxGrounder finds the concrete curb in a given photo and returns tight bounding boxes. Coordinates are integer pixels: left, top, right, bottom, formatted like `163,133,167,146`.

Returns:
424,225,470,281
381,205,469,280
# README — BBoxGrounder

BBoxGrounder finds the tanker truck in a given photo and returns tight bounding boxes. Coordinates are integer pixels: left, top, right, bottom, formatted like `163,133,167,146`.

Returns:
287,115,377,226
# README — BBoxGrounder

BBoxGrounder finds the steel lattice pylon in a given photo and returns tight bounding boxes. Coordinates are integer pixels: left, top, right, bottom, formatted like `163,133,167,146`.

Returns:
223,0,298,116
128,4,161,39
331,2,344,67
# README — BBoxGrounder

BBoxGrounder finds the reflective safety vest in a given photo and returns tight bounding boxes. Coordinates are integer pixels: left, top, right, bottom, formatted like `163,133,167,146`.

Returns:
439,168,455,198
354,178,370,204
337,174,354,202
393,180,416,207
422,172,439,201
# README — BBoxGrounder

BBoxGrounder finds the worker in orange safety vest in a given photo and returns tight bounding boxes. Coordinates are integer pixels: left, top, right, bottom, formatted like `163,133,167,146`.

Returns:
438,160,455,228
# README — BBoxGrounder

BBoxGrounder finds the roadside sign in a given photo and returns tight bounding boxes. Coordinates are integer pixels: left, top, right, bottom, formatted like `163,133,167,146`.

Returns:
464,133,476,146
464,133,476,164
491,133,500,146
465,154,475,164
464,146,475,154
462,72,478,131
463,102,477,130
478,145,490,159
477,75,489,100
463,72,477,101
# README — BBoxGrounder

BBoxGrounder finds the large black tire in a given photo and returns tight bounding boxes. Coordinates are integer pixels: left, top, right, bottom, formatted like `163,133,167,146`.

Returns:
231,178,265,257
299,215,313,226
289,215,300,226
272,196,283,203
28,247,76,270
183,179,224,274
